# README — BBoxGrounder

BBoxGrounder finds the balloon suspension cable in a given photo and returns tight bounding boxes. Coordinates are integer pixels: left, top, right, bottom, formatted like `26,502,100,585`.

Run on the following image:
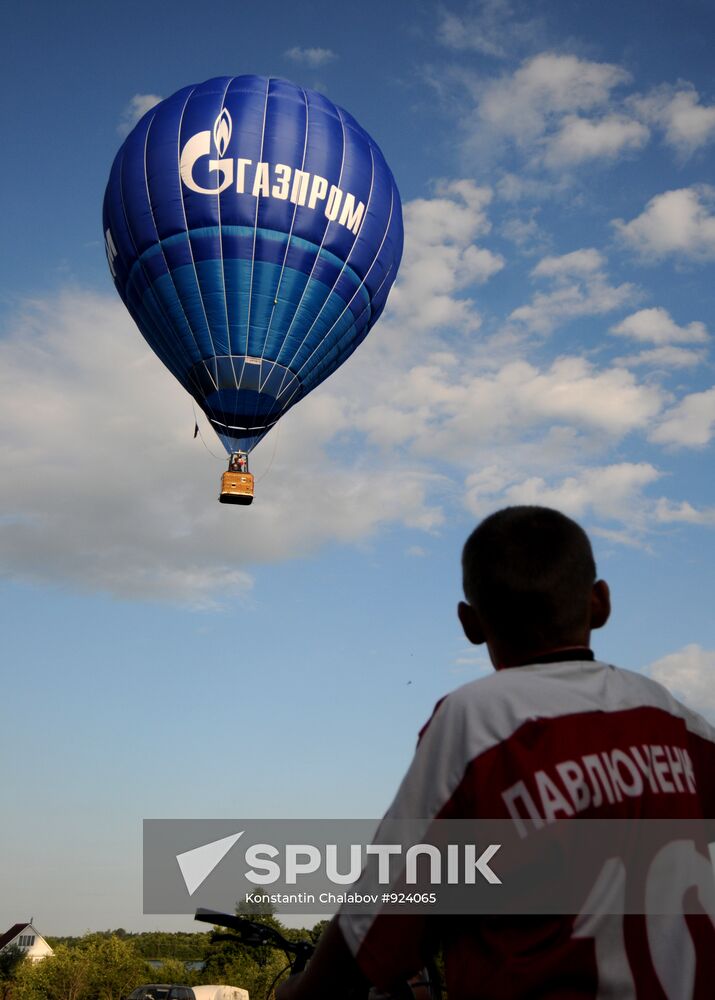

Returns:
191,403,225,461
254,419,281,485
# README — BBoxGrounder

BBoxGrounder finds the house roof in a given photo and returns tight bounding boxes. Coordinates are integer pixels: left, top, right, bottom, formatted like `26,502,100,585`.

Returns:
0,924,30,951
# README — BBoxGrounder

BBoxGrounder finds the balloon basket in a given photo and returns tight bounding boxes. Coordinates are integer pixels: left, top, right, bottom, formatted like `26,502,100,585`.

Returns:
219,471,254,505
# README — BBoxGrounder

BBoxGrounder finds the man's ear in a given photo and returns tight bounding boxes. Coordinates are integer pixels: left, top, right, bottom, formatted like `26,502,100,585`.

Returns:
589,579,611,632
458,601,486,645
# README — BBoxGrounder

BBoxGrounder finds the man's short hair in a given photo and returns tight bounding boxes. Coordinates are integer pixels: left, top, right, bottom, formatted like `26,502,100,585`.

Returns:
462,506,597,650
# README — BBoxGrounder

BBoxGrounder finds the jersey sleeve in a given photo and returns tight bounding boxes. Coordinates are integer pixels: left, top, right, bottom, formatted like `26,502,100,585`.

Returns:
338,693,468,989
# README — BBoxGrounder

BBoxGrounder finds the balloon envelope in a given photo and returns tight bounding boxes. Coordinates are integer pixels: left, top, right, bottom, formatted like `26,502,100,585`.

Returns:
103,75,403,453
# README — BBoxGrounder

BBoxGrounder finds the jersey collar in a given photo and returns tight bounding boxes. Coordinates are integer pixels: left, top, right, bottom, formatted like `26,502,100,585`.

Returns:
497,647,595,670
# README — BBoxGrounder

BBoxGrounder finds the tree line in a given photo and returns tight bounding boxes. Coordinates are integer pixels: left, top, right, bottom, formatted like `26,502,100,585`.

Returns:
0,910,331,1000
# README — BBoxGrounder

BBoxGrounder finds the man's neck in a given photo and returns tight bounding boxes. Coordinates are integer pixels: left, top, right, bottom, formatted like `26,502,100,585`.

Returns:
493,644,594,670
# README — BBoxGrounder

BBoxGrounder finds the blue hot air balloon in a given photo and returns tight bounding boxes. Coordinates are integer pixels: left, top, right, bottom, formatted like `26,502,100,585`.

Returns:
103,75,403,504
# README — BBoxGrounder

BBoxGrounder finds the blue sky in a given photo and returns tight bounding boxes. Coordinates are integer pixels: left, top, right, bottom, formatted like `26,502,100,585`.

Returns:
2,0,715,935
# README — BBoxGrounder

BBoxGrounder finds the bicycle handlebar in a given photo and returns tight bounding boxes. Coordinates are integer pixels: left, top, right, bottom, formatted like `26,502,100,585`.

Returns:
194,908,439,999
194,908,315,973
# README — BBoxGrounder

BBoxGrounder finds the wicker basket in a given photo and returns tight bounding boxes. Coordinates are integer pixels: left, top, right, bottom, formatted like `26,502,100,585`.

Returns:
219,471,255,505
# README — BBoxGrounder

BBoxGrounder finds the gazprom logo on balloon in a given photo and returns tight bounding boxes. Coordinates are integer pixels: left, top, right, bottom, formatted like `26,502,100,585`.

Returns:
179,108,365,236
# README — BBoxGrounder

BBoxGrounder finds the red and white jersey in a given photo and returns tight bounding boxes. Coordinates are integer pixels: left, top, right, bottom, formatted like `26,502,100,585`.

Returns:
339,656,715,999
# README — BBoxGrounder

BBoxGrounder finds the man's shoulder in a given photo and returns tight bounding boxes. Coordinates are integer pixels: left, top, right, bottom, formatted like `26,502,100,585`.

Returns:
440,658,609,716
427,659,715,750
444,658,675,709
590,662,715,743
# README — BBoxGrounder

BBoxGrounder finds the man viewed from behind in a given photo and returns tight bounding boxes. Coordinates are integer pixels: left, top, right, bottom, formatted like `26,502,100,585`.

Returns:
277,506,715,1000
457,504,608,668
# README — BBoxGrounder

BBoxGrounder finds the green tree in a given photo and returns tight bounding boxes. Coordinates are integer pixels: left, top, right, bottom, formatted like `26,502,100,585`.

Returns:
84,936,150,1000
151,958,194,987
12,937,149,1000
218,951,288,999
307,920,329,946
0,945,25,999
13,944,92,1000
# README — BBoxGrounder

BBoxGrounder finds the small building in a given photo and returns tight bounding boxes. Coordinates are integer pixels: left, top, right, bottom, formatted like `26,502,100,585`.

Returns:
0,922,54,963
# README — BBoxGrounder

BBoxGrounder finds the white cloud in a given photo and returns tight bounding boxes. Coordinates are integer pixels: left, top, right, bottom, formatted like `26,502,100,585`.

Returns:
437,0,544,59
645,644,715,720
284,46,337,67
438,5,503,57
512,360,663,433
654,499,715,526
0,284,695,607
543,114,648,167
495,172,569,203
471,53,648,169
386,180,504,334
509,249,637,334
614,345,705,370
614,186,715,260
464,462,661,524
0,292,441,605
450,57,715,180
479,54,630,143
369,356,665,465
407,179,495,244
499,213,550,254
464,462,715,540
610,309,709,370
650,387,715,447
509,282,636,334
532,248,605,278
117,93,163,136
589,526,653,551
631,84,715,156
611,307,709,345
